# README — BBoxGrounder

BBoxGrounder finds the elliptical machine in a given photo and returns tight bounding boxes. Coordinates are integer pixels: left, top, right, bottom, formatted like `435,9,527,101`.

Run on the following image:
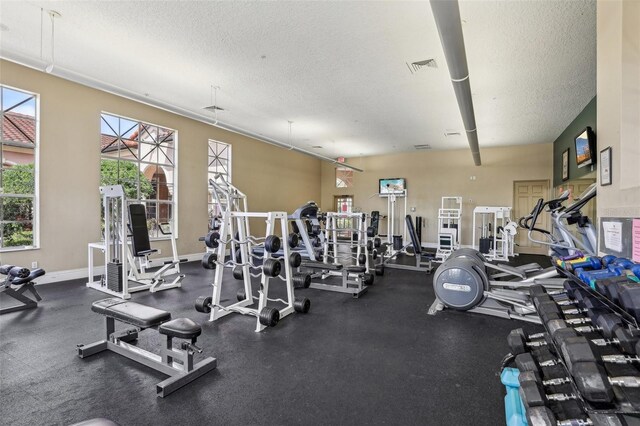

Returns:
428,247,564,323
519,183,597,257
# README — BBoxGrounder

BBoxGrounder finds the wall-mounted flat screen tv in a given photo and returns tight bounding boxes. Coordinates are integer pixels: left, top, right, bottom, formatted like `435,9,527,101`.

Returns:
379,178,406,195
574,126,596,169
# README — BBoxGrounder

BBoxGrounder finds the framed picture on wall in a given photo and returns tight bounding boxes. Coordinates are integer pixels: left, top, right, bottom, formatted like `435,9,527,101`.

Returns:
600,146,612,186
562,148,569,181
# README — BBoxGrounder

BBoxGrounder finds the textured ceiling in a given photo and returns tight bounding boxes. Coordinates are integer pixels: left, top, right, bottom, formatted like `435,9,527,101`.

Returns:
0,0,596,159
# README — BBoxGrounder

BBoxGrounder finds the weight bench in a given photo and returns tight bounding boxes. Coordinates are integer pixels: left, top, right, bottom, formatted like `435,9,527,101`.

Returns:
77,298,216,397
0,265,46,315
300,261,370,298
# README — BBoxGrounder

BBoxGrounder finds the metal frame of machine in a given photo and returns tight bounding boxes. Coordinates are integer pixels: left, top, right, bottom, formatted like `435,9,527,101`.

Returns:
435,196,462,262
87,185,183,299
472,206,518,262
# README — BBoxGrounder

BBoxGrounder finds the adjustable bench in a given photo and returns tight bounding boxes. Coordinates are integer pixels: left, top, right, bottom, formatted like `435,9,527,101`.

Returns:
78,298,216,397
0,265,46,315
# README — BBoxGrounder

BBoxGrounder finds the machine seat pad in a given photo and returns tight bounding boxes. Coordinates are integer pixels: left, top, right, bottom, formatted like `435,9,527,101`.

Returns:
91,298,171,328
301,261,343,271
158,318,202,340
345,266,366,273
11,268,45,285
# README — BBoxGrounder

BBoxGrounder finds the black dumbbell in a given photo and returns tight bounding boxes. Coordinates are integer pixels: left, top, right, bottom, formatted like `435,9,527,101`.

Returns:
515,353,565,376
516,353,620,405
549,313,625,340
513,319,637,358
287,233,299,249
572,361,640,403
508,327,579,355
289,252,302,268
526,406,623,426
533,293,600,314
538,300,609,326
589,327,640,354
507,328,553,354
264,235,281,253
519,379,578,409
292,273,311,289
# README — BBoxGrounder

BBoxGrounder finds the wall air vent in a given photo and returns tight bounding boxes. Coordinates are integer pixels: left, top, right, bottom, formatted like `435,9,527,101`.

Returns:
414,144,431,150
406,59,438,74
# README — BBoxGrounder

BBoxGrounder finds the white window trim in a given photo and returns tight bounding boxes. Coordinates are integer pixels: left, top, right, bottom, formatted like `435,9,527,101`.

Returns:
0,84,40,252
100,110,178,240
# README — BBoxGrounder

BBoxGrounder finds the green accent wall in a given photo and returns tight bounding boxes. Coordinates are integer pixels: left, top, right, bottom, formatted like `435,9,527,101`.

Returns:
553,96,597,187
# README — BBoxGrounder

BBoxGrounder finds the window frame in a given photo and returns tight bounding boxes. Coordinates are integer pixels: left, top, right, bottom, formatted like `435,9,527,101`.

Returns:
0,84,40,252
336,167,353,188
207,139,232,226
100,111,179,240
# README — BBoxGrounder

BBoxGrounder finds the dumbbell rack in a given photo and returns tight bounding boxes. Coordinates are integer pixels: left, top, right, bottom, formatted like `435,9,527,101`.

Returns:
205,211,308,332
559,266,639,329
522,272,640,416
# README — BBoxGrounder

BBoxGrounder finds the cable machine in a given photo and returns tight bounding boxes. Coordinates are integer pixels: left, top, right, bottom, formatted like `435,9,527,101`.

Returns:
435,196,462,262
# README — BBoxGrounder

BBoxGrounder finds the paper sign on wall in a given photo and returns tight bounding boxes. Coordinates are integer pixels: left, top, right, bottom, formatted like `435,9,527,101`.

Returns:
602,221,623,252
633,219,640,262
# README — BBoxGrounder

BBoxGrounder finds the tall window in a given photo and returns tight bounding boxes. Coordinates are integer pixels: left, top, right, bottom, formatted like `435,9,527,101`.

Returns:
336,167,353,188
0,86,38,250
207,140,231,226
100,112,177,239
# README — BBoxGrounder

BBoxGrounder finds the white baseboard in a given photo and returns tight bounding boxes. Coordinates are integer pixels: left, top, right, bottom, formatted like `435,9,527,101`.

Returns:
35,252,203,285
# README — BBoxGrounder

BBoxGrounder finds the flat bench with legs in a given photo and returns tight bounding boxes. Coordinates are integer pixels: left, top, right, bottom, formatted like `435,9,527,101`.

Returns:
0,265,46,314
77,298,216,397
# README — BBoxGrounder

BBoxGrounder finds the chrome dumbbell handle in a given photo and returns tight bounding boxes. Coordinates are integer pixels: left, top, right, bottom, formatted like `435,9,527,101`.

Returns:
601,355,640,364
547,393,577,402
542,377,571,386
609,376,640,387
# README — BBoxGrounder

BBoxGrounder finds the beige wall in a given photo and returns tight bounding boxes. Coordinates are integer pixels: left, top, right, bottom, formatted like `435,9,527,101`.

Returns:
0,60,321,272
597,0,640,221
320,144,553,246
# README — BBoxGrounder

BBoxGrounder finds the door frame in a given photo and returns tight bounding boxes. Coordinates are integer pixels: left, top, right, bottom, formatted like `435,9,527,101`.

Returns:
513,179,550,255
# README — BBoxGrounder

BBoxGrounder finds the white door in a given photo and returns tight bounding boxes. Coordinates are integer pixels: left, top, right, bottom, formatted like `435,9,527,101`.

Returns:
513,180,550,255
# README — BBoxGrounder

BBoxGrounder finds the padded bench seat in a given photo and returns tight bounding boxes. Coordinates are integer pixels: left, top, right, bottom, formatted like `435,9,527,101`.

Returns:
345,266,366,273
159,318,202,340
91,298,171,328
301,261,343,271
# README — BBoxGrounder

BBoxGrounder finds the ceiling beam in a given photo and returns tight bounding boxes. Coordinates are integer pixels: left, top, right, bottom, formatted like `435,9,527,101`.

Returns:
430,0,482,166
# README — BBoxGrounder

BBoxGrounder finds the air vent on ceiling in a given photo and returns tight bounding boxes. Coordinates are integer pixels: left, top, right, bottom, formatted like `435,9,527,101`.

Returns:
203,105,225,112
311,145,323,149
444,131,461,137
414,144,431,150
406,59,438,74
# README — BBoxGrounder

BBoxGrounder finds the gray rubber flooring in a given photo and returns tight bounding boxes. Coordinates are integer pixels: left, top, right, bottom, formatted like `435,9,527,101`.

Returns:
0,255,550,426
